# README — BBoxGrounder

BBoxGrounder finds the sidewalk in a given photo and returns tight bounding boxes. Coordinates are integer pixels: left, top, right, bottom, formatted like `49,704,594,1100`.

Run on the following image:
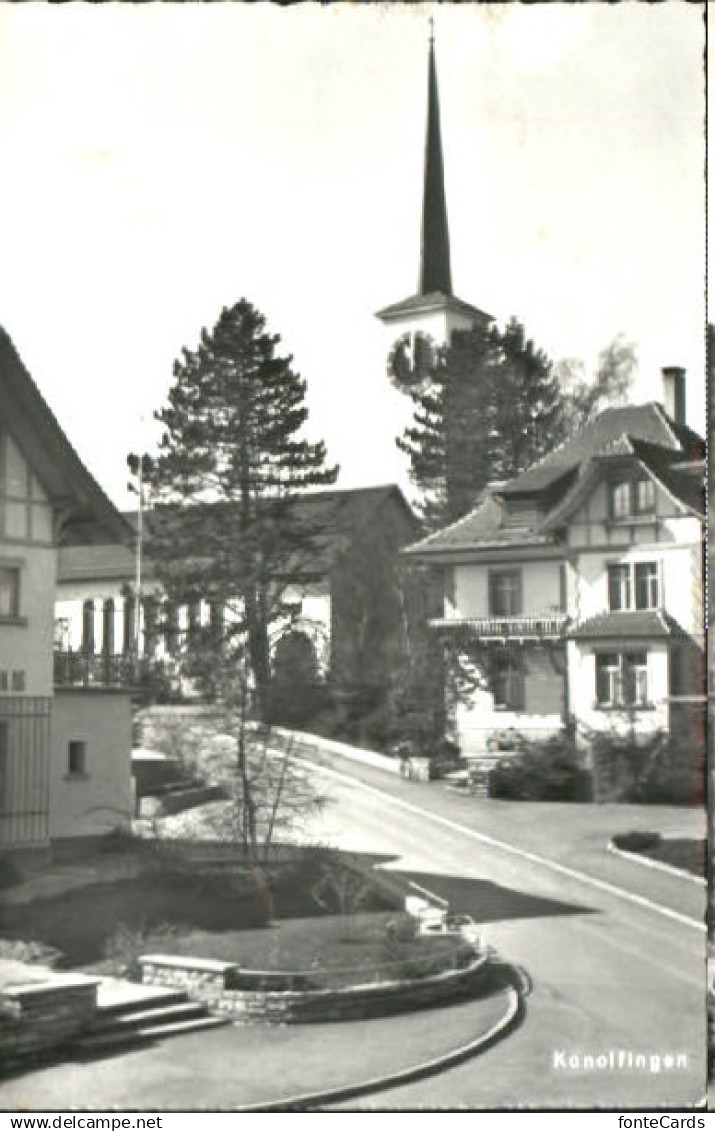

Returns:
0,978,515,1110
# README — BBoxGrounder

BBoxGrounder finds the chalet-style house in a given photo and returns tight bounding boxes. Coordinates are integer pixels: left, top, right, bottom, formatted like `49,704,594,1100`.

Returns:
405,370,705,760
0,327,134,851
54,485,420,709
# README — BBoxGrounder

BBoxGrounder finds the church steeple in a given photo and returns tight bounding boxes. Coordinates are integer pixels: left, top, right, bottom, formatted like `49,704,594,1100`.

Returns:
376,23,492,354
419,28,452,296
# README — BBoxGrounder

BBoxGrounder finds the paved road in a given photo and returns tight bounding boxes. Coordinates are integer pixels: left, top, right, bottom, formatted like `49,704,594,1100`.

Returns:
2,754,705,1111
298,756,706,1109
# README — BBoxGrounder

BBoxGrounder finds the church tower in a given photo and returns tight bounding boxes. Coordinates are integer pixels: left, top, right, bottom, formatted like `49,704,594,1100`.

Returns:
376,28,491,382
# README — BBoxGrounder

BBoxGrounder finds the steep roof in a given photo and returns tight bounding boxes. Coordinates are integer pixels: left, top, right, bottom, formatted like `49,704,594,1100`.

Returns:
403,492,554,556
405,401,704,559
0,327,131,546
499,403,703,497
419,36,452,296
57,485,418,584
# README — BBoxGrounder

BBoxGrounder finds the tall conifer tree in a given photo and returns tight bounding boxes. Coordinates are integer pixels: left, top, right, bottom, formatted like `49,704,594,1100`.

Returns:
139,299,338,720
397,317,566,529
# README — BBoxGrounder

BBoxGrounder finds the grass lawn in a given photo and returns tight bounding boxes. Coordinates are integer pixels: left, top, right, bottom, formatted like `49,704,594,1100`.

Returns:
613,832,705,879
0,847,467,983
635,838,705,879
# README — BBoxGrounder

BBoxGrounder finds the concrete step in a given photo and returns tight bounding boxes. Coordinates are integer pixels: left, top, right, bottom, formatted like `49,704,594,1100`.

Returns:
97,988,189,1018
91,1000,208,1033
75,1013,228,1055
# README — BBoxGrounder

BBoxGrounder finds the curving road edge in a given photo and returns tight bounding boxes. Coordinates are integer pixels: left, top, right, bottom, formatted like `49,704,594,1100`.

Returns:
606,840,706,887
236,976,523,1112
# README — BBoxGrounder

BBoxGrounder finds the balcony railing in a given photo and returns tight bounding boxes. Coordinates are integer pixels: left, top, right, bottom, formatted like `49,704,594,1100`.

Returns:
53,650,143,689
429,614,570,641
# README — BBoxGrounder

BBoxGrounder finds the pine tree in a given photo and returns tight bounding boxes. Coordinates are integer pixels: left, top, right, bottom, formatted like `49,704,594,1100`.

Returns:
140,298,338,721
397,317,566,529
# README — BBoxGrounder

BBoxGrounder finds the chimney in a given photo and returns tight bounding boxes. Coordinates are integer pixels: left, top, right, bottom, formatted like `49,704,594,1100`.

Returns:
661,366,686,425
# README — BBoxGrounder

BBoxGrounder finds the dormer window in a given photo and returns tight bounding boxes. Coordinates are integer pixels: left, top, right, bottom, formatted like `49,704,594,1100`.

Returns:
608,478,655,520
634,478,655,514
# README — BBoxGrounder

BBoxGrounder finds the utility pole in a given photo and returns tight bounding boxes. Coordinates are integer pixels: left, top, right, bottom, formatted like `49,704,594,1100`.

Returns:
134,454,144,683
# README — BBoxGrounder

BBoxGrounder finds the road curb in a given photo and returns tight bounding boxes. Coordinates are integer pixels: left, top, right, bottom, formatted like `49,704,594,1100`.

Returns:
606,840,706,886
236,976,522,1111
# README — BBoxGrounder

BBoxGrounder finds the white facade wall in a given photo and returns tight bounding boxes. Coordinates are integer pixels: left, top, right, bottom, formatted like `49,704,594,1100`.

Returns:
380,306,477,353
452,558,563,619
50,690,133,839
567,639,669,738
574,539,699,629
440,475,702,753
0,544,56,696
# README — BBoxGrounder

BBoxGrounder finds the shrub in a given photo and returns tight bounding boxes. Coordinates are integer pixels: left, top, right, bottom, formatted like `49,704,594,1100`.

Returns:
591,730,702,805
103,921,185,981
489,734,591,802
613,830,663,852
0,938,62,967
384,915,418,945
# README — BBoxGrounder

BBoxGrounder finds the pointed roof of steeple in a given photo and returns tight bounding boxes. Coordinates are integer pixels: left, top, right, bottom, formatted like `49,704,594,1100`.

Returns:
419,29,452,296
376,25,492,330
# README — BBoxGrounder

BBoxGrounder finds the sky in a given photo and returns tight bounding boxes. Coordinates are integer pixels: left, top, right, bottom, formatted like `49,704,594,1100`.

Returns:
0,3,706,510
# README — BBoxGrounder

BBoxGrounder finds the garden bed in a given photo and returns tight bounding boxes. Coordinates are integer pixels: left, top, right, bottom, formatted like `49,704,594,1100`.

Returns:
612,832,705,879
0,844,466,982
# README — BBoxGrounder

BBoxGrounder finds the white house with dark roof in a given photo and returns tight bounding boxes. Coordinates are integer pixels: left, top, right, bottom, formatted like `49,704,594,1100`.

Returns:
0,327,134,850
54,486,420,702
405,375,705,761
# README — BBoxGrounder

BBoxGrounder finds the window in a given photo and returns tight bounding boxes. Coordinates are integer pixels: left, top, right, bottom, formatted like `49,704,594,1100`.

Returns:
11,671,24,692
634,562,659,610
492,653,525,711
164,602,180,656
209,600,225,648
102,599,115,656
607,565,631,612
609,482,632,519
444,567,456,609
187,599,202,647
635,478,655,515
596,651,649,708
489,571,522,617
609,478,656,519
82,600,95,655
143,596,159,655
0,722,8,810
123,595,136,655
558,564,568,613
0,567,19,619
67,740,87,777
607,562,659,612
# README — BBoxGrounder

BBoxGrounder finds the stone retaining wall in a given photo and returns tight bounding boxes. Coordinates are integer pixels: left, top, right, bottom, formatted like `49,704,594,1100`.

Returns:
140,950,488,1024
0,974,100,1067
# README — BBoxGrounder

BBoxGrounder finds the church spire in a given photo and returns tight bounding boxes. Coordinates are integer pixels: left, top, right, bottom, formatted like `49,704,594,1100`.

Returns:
419,26,452,296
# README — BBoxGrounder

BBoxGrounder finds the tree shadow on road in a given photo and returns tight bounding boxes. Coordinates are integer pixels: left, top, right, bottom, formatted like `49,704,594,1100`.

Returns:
374,865,596,925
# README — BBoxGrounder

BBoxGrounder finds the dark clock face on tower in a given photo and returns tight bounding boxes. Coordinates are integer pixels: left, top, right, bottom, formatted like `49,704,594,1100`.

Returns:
387,331,437,389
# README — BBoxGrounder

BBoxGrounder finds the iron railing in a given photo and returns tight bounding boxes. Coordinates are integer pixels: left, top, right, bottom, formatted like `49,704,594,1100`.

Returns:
53,650,143,689
430,614,569,640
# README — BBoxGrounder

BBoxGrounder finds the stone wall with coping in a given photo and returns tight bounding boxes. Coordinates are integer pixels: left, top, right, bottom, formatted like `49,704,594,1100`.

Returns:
0,973,100,1066
139,950,487,1024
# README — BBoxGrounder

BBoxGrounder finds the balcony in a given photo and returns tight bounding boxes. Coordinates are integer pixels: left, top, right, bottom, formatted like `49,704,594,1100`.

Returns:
53,650,143,690
429,614,570,641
